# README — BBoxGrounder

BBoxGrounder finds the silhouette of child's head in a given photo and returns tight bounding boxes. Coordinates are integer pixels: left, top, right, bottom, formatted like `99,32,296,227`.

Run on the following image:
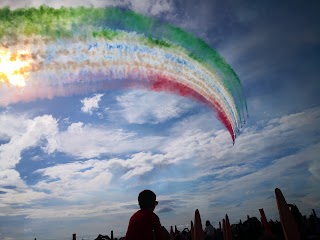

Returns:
138,189,158,210
206,220,211,226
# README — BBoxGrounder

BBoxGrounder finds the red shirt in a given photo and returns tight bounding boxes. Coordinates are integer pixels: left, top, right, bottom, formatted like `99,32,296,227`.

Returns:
125,209,163,240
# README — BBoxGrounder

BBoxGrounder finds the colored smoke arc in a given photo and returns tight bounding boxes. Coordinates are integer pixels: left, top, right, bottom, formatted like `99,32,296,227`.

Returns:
0,6,248,143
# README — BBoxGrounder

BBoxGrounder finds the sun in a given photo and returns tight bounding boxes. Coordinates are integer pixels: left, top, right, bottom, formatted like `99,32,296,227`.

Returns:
0,50,32,87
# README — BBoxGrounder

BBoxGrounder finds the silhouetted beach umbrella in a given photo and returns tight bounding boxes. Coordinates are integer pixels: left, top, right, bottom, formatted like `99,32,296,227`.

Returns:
312,209,320,234
191,221,194,240
223,219,227,240
170,226,175,239
275,188,301,240
259,208,272,235
226,214,233,240
193,209,204,240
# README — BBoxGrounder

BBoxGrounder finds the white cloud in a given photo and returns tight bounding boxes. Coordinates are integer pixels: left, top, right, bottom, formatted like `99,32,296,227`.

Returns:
0,113,59,204
0,106,319,233
0,113,29,141
120,152,176,180
121,166,154,180
2,196,133,219
0,115,58,171
80,93,104,115
26,107,320,205
131,107,320,218
114,90,195,124
0,169,23,188
34,159,113,200
0,187,48,205
48,122,164,159
32,151,178,200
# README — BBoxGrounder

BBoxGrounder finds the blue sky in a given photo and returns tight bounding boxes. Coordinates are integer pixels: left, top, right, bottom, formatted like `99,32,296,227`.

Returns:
0,0,320,239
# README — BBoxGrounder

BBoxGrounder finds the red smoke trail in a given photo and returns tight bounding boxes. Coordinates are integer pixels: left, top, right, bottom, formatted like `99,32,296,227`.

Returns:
149,73,235,142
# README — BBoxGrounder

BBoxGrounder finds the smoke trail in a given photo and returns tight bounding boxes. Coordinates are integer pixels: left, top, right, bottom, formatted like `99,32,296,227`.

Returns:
0,6,247,142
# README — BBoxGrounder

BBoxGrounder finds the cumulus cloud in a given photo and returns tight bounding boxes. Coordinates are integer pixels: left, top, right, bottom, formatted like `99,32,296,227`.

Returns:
0,115,58,171
0,169,23,188
114,90,195,124
0,114,59,206
0,113,29,141
80,94,104,115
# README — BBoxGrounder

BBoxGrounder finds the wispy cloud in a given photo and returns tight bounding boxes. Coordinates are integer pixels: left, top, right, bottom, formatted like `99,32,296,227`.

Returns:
0,105,319,237
158,207,174,213
48,122,164,159
309,159,320,180
113,90,196,124
32,151,179,201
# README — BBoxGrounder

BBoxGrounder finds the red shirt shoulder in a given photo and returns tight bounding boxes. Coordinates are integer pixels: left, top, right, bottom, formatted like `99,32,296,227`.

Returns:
126,210,163,240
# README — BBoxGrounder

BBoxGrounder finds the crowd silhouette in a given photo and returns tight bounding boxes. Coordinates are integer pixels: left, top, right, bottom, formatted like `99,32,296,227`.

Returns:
92,207,319,240
75,188,320,240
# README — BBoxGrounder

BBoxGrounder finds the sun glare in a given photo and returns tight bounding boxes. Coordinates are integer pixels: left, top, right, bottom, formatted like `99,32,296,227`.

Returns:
0,50,32,87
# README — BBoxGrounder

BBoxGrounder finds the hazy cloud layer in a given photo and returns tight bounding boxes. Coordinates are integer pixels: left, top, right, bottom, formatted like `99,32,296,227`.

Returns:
114,90,196,124
0,107,319,223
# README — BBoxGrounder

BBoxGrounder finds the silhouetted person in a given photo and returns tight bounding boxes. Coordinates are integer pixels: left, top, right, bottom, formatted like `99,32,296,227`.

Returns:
95,234,111,240
125,189,164,240
242,216,262,240
204,220,215,240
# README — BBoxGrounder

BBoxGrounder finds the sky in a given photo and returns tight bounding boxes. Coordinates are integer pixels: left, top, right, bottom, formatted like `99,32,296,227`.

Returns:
0,0,320,239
